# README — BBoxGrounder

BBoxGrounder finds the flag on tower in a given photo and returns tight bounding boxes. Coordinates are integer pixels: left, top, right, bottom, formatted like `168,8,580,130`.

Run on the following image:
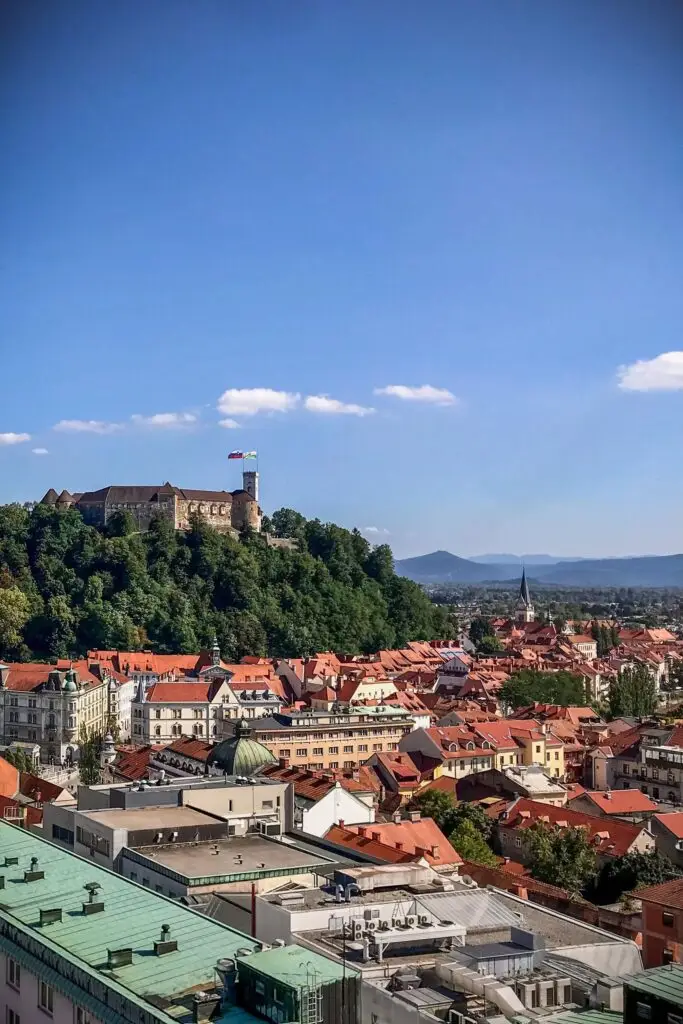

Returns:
243,451,258,460
228,450,243,460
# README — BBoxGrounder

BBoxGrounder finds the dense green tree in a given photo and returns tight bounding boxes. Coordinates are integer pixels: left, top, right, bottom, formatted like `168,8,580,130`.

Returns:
591,850,682,904
608,664,657,718
477,635,503,655
469,616,494,646
499,669,587,710
413,791,494,843
449,819,498,866
78,727,103,786
0,585,30,658
0,503,447,660
525,821,597,894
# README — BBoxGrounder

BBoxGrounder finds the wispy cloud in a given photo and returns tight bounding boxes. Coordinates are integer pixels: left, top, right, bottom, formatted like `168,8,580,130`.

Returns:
363,525,390,535
617,352,683,392
218,418,241,429
32,448,49,456
217,388,300,417
53,419,123,434
131,412,197,428
0,432,31,445
304,395,375,417
374,384,456,405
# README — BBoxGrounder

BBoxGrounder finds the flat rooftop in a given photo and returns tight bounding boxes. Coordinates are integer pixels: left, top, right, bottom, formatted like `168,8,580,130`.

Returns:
130,834,338,883
83,805,218,830
0,822,262,1024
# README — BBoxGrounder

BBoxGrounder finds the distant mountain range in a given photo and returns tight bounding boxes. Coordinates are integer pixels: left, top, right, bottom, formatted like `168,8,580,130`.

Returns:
395,550,683,588
470,553,580,565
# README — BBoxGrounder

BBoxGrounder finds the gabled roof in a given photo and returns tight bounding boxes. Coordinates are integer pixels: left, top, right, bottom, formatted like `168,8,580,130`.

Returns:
261,763,379,799
343,818,462,867
145,681,224,703
653,812,683,840
577,790,658,815
636,877,683,910
497,797,650,857
324,824,417,863
164,736,214,762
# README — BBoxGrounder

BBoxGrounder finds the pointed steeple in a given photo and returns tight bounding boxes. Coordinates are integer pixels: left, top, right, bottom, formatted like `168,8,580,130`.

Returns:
516,567,535,624
135,677,146,704
211,635,221,668
519,567,531,606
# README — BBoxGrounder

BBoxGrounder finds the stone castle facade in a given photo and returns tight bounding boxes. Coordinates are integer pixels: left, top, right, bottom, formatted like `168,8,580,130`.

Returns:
40,470,261,535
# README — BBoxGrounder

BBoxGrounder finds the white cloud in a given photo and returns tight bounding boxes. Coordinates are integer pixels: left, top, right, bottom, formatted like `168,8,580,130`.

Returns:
617,352,683,392
304,395,375,417
363,525,390,535
131,412,197,427
0,432,30,445
218,418,241,429
374,384,456,405
32,448,49,456
217,388,300,417
53,420,122,434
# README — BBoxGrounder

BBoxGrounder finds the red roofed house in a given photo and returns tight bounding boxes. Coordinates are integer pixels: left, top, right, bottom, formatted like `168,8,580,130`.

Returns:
364,750,424,807
325,814,462,872
496,797,655,866
0,661,108,765
650,813,683,870
260,761,376,836
567,788,658,823
0,754,72,827
637,877,683,967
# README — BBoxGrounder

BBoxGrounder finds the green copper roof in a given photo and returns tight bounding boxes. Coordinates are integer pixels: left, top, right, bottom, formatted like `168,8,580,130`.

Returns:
208,719,277,775
625,963,683,1005
239,943,357,986
0,822,262,1024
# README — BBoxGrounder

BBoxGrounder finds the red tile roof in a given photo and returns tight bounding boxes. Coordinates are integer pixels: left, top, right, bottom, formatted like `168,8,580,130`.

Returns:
2,662,102,691
164,736,214,762
498,797,651,857
0,757,19,799
653,812,683,840
145,681,217,703
344,819,462,866
579,790,658,815
261,763,379,800
324,824,417,863
637,877,683,910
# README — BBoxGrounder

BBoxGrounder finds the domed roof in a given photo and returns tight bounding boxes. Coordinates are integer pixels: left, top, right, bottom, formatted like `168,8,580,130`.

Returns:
206,719,276,776
62,668,79,692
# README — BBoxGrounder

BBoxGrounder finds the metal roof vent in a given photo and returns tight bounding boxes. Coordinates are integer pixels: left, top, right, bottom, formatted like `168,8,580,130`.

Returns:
24,857,44,882
83,881,105,915
107,947,133,969
193,991,222,1023
39,908,62,926
3,856,18,867
154,922,178,956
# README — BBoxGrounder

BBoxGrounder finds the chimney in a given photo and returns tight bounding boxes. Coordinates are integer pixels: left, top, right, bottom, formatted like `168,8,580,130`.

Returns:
605,789,611,799
193,991,222,1023
393,811,402,824
395,841,403,851
410,810,421,822
431,845,440,859
338,819,345,829
358,826,368,837
278,757,290,769
371,831,381,841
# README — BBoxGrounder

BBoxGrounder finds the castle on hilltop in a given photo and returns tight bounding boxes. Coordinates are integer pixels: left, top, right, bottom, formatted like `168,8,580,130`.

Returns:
40,468,261,536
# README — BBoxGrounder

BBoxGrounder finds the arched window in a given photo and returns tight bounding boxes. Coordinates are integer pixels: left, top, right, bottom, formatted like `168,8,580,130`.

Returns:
155,726,161,737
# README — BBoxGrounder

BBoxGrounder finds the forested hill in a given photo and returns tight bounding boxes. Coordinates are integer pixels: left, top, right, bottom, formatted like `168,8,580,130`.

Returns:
0,503,451,662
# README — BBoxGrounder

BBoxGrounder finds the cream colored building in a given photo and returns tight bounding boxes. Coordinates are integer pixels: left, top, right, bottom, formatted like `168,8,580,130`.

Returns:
246,706,415,770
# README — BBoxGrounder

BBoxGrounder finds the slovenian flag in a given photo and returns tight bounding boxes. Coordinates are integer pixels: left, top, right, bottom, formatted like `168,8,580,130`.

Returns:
228,451,243,460
243,451,258,460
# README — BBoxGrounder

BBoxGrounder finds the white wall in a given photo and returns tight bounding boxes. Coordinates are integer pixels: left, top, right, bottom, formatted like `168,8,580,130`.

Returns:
253,894,422,945
0,950,104,1024
302,786,374,837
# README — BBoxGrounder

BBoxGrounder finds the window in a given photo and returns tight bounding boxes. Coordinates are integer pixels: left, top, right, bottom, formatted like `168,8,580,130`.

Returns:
344,761,354,768
129,872,137,882
515,836,522,847
330,762,338,768
329,746,338,754
373,744,382,751
635,1003,652,1020
562,985,571,1004
546,753,550,762
296,748,306,756
155,709,161,718
555,751,559,760
38,981,54,1015
358,744,368,752
535,745,541,754
255,980,265,995
653,768,659,780
459,760,465,770
51,824,74,845
7,957,20,990
663,911,675,927
262,800,273,809
344,745,353,753
155,726,161,736
278,749,291,758
7,1010,20,1024
623,764,630,775
313,748,323,756
76,1008,94,1024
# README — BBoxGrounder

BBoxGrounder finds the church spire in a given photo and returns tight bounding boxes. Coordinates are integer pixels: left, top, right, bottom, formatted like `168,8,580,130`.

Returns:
516,567,535,624
519,566,531,606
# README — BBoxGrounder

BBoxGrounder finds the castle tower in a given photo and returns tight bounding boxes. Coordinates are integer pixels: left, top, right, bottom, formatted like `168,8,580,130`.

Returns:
242,469,259,502
515,568,535,624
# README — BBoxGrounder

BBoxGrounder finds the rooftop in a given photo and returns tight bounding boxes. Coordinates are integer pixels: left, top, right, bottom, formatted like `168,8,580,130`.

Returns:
129,834,339,884
625,963,683,1005
83,804,218,831
239,943,356,985
0,822,262,1024
635,876,683,910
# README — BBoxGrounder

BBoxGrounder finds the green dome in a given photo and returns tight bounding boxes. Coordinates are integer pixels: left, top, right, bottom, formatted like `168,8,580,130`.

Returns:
207,719,276,776
62,669,79,692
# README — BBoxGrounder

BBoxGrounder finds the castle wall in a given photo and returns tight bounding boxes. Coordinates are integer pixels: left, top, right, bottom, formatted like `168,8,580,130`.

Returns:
175,498,238,533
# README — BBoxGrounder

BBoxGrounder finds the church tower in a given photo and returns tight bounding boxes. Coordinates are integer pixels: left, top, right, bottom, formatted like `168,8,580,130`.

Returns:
242,469,259,502
515,568,535,624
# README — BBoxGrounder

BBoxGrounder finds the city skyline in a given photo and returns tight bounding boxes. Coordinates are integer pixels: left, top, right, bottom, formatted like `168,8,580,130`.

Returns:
2,1,683,558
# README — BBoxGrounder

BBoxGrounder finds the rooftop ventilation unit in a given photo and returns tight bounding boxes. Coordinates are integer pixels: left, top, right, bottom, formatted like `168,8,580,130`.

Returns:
154,923,178,956
107,947,133,969
39,908,62,926
405,915,417,927
24,857,44,882
379,920,390,931
82,881,104,915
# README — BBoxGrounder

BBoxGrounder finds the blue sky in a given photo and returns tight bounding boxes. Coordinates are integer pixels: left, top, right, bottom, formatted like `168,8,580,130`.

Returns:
2,1,683,559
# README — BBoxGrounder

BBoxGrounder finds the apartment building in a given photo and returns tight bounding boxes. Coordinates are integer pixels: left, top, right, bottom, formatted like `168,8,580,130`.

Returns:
245,706,414,770
0,662,108,764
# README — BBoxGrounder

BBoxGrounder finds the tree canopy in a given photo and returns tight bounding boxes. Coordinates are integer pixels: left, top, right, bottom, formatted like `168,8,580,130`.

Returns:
0,503,451,661
608,664,658,718
413,790,494,842
524,821,597,894
590,850,682,904
449,819,498,867
499,669,587,710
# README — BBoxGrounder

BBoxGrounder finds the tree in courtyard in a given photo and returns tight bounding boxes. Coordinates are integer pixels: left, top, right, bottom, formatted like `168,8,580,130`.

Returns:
477,635,503,655
449,819,498,867
469,616,494,647
525,822,597,894
78,727,103,786
499,669,586,711
413,791,494,843
591,850,682,904
608,664,657,718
